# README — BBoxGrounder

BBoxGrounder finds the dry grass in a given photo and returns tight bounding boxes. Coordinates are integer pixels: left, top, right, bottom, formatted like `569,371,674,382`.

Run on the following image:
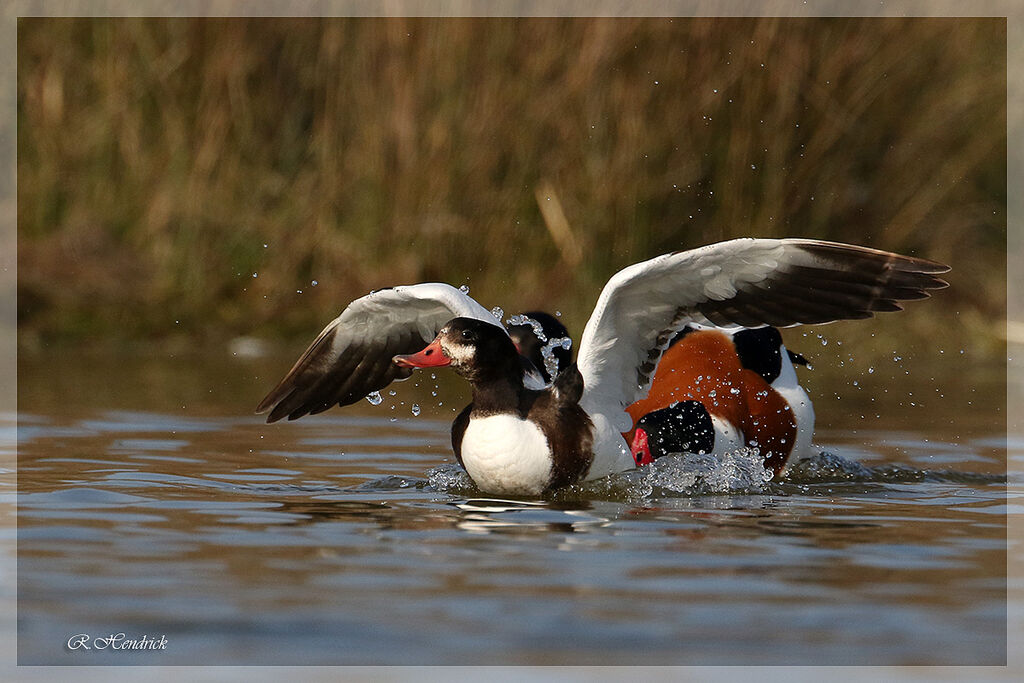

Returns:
17,17,1006,350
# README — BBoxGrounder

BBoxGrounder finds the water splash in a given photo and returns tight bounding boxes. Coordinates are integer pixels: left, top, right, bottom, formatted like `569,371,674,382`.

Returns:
365,391,383,406
784,451,873,481
633,448,773,496
427,464,477,494
506,313,547,341
422,449,1004,504
536,337,569,385
540,337,572,381
350,475,425,491
505,313,573,381
433,448,774,502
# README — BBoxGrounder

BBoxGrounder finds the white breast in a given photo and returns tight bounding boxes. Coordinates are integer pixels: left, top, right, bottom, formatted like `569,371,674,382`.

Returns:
461,415,553,496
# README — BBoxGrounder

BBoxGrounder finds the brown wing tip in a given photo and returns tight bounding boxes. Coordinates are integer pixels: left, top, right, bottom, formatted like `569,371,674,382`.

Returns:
255,387,289,420
256,381,310,423
792,239,951,275
893,255,951,275
254,401,283,423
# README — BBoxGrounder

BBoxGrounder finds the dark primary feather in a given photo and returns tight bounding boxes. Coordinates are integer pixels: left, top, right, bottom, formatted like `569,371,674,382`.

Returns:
256,283,505,423
666,242,947,380
256,322,427,423
688,240,948,329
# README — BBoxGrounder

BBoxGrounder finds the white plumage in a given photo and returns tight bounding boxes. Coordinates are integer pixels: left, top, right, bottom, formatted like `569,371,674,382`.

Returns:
460,415,553,496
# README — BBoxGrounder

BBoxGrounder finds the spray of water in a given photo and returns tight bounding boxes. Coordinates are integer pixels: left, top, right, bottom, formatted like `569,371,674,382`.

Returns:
505,313,573,381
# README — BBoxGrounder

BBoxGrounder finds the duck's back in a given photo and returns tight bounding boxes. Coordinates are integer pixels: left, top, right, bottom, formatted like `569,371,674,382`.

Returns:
624,327,809,473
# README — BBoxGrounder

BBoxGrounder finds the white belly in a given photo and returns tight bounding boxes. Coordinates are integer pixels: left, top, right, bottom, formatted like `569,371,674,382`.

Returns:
461,415,553,496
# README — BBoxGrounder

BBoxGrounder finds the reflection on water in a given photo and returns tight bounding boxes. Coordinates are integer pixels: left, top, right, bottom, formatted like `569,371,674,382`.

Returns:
14,351,1011,665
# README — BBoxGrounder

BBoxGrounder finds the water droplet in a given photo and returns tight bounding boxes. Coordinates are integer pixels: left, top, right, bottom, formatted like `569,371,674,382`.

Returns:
459,284,470,294
411,404,421,417
365,391,383,406
388,390,397,396
537,336,572,381
311,280,318,286
490,306,504,320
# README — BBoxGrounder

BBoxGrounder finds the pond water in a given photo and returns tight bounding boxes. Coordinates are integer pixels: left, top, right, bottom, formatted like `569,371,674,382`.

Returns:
13,338,1014,667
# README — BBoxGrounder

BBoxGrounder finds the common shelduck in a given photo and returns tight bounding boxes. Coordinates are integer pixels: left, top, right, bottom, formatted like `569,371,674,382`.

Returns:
257,238,949,496
511,318,813,476
625,325,814,477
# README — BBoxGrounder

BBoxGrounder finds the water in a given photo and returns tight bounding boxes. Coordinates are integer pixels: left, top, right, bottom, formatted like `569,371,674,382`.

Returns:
13,349,1012,666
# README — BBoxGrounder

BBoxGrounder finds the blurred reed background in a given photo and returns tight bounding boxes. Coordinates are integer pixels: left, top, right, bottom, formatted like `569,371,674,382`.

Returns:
17,17,1006,354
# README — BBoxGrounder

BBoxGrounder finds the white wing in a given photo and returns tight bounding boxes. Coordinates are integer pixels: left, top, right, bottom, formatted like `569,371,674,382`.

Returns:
257,283,504,422
577,238,949,430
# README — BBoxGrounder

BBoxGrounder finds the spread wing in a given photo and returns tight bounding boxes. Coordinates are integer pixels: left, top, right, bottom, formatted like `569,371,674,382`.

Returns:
577,238,949,429
256,283,503,422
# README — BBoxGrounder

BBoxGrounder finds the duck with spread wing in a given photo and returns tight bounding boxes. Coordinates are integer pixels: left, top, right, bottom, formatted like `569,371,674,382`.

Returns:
257,238,949,496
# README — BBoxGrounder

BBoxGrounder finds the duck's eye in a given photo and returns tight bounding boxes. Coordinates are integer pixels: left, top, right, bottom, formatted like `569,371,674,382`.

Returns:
461,329,475,340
